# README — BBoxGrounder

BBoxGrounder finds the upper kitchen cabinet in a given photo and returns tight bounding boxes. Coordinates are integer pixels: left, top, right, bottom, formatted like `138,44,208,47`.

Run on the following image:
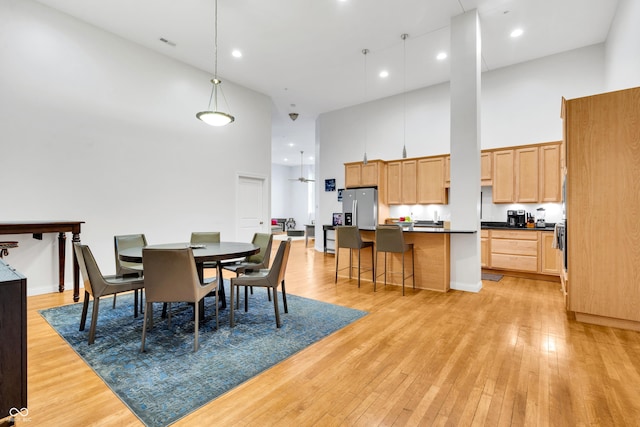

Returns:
344,160,386,189
515,146,539,203
481,152,493,186
402,159,418,205
492,149,516,203
564,87,640,330
539,142,561,202
417,156,447,204
386,161,402,204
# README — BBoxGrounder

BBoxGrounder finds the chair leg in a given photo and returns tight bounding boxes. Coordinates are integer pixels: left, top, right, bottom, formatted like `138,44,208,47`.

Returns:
215,283,219,330
348,248,353,280
373,251,378,292
281,280,288,313
357,248,361,288
79,291,90,331
194,301,200,352
112,293,117,309
88,296,100,345
272,286,281,328
335,246,340,283
141,302,152,352
133,290,139,318
401,252,406,296
370,246,375,284
230,282,236,327
244,285,249,312
411,247,415,290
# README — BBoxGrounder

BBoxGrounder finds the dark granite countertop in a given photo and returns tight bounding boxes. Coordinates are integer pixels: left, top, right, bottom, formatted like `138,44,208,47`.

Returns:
481,221,556,232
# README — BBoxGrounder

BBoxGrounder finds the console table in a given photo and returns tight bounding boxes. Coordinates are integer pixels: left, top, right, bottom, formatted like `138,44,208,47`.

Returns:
0,221,84,302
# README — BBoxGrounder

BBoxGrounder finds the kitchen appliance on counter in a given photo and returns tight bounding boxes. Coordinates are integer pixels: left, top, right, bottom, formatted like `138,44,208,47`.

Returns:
536,207,546,228
507,209,526,228
342,187,378,228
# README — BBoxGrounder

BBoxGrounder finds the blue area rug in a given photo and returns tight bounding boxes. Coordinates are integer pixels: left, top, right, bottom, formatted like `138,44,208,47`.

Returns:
40,283,367,427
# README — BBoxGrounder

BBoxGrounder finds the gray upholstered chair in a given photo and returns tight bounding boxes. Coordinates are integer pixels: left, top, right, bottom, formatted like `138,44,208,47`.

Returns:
74,243,145,345
374,225,415,295
334,226,374,287
190,232,221,270
230,238,291,328
223,232,274,303
114,234,147,315
141,247,219,352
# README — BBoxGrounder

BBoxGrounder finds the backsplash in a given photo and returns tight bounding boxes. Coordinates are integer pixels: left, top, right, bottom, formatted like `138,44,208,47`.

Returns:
387,186,563,224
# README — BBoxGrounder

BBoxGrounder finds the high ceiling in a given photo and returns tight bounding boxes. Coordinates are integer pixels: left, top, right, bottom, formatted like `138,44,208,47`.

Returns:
34,0,618,165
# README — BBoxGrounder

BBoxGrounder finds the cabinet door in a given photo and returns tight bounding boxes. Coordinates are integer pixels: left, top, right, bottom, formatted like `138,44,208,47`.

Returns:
417,157,447,204
387,161,402,205
345,163,361,188
515,147,539,203
402,159,417,204
481,230,489,267
481,152,492,185
539,144,561,202
540,231,560,275
492,150,515,203
361,162,379,187
444,155,450,188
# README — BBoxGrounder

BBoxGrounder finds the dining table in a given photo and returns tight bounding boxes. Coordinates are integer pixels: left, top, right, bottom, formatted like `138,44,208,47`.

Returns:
118,242,259,311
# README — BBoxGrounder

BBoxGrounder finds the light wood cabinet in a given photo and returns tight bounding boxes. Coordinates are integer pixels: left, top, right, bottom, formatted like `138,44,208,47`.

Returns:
492,150,515,203
489,230,538,272
402,159,417,205
539,231,561,275
444,155,450,188
481,152,492,186
344,160,385,189
386,161,402,204
417,156,447,204
564,87,640,329
539,143,561,202
481,229,489,267
515,147,539,203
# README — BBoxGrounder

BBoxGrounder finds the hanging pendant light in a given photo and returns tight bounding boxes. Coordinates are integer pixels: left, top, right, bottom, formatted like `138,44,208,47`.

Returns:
196,0,235,126
362,48,369,165
401,33,408,158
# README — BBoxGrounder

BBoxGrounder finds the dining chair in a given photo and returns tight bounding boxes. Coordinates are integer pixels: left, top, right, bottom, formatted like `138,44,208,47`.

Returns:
114,233,147,315
74,243,145,345
334,226,374,287
230,238,291,328
141,247,219,352
190,232,220,270
375,224,415,295
223,232,274,303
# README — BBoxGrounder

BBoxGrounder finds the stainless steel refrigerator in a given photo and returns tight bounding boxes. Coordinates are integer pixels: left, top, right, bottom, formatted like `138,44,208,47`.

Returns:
342,188,378,228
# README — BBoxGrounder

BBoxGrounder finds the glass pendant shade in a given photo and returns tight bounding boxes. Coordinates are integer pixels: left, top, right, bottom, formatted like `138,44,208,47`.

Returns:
196,110,234,126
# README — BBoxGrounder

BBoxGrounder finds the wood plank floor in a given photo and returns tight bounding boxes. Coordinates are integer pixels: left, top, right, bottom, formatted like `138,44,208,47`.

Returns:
20,240,640,426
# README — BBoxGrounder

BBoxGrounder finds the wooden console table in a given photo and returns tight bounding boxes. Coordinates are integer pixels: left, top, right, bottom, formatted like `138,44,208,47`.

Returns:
0,221,84,302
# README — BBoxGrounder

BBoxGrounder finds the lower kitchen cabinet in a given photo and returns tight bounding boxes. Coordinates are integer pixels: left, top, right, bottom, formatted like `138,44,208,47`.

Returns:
490,229,538,272
540,231,561,275
481,230,489,267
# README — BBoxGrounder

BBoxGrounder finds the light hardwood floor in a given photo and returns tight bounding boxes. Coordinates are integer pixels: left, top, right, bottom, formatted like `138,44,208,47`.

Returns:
19,240,640,426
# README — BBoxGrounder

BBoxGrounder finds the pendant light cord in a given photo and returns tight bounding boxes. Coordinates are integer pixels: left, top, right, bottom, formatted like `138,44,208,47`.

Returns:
362,48,369,164
402,33,408,158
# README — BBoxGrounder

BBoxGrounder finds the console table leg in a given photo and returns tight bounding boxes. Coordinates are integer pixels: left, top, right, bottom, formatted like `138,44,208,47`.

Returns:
58,232,66,293
72,233,81,302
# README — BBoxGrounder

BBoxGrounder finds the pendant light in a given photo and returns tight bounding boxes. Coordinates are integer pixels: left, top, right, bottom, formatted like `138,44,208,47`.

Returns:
196,0,235,126
362,48,369,165
401,33,408,158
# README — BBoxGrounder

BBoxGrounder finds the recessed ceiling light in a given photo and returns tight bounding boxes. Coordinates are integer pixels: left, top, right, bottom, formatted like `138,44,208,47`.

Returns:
288,142,294,147
232,49,242,58
379,70,389,78
510,28,524,38
436,52,447,60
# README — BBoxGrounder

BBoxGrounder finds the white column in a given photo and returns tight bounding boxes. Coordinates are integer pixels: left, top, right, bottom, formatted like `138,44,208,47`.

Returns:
449,9,482,292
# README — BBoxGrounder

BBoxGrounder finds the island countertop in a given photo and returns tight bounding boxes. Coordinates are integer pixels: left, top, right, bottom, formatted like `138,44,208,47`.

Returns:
359,225,476,234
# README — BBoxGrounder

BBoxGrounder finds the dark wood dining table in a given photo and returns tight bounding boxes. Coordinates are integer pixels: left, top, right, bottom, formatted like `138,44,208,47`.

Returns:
118,242,259,310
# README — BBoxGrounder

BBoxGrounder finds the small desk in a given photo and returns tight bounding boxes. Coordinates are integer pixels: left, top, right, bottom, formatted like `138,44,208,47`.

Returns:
304,224,315,247
0,221,84,302
119,242,259,310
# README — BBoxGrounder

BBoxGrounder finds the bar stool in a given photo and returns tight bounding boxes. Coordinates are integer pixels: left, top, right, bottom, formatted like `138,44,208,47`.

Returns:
334,226,374,287
375,225,415,295
0,241,18,258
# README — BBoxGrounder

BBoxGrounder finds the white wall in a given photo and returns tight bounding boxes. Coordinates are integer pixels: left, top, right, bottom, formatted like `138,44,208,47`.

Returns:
605,0,640,91
0,0,272,295
317,44,605,239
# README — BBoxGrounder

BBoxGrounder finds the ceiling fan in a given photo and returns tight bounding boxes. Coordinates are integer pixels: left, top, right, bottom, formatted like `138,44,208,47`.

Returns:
289,151,315,183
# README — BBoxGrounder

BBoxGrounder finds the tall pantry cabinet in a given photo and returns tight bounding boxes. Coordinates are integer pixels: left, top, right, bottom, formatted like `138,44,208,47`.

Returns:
563,86,640,330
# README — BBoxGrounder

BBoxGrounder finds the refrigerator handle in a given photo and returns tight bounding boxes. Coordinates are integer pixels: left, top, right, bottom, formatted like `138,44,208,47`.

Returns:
353,200,358,226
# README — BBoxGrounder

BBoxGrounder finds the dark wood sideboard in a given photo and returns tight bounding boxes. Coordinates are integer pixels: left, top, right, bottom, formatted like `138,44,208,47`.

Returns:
0,221,83,302
0,259,27,416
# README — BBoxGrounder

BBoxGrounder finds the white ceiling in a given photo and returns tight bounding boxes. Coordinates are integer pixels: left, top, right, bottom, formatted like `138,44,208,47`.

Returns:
34,0,618,165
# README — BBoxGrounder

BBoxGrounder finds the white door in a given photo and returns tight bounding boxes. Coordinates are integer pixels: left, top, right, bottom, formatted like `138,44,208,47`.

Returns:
236,174,268,242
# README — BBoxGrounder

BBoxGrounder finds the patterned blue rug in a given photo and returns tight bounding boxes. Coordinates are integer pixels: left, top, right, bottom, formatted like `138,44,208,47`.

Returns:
40,283,367,427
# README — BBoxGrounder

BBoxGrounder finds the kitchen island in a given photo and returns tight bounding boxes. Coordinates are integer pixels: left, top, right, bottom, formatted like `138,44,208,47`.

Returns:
336,225,476,293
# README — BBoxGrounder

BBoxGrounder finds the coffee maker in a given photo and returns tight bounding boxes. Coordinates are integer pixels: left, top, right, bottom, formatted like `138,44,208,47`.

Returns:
507,209,526,228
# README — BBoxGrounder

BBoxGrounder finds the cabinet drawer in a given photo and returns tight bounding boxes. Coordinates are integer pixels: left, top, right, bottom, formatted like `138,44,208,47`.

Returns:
490,254,538,272
491,230,538,240
491,239,538,256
